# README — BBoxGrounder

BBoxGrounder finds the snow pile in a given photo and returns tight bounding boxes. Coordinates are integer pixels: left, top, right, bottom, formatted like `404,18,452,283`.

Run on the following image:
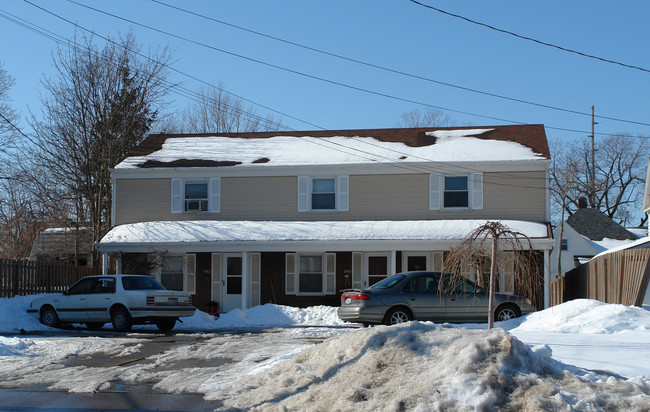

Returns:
0,336,35,356
0,295,48,333
216,323,650,411
511,299,650,334
177,303,345,330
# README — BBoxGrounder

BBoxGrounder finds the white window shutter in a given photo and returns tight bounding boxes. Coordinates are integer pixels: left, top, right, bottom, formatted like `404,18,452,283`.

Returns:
336,175,349,212
185,253,196,294
285,253,297,294
429,173,442,210
297,176,309,212
325,253,336,294
209,177,221,213
171,178,183,213
470,172,483,210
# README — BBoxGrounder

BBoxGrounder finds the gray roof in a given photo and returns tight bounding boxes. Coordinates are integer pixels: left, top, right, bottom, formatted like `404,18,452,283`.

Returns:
566,208,637,241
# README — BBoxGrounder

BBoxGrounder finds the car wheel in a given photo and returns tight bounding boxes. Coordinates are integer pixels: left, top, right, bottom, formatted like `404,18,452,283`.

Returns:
495,304,521,322
40,306,60,328
111,307,132,332
86,322,105,330
156,319,176,332
383,307,413,326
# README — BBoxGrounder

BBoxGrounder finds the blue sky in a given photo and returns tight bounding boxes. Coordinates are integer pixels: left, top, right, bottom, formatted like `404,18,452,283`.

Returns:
1,0,649,142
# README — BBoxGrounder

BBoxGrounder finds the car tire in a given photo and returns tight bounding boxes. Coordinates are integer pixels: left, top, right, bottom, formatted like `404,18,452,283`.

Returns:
156,319,176,332
86,322,105,330
40,306,60,328
495,304,521,322
111,307,132,332
383,307,413,326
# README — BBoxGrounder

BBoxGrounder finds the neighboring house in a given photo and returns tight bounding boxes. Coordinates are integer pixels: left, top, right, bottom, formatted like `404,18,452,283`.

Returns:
96,125,554,312
551,203,638,279
29,227,93,266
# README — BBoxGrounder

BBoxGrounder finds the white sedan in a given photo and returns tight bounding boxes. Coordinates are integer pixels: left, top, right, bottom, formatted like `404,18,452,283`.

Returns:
27,275,195,332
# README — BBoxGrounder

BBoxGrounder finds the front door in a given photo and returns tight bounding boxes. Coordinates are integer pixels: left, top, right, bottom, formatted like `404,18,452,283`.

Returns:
194,253,212,312
221,254,243,312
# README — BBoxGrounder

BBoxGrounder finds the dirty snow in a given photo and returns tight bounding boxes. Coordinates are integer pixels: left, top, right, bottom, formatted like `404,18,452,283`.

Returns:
1,296,650,410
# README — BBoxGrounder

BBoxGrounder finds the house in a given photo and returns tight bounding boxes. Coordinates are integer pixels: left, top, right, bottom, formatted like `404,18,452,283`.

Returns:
29,227,93,266
550,199,638,279
96,125,555,313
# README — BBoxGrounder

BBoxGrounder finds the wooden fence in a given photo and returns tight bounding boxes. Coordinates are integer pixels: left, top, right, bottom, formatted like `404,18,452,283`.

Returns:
551,248,650,307
0,259,99,298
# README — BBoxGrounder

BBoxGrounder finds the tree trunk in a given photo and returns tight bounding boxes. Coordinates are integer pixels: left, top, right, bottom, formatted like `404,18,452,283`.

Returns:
488,235,498,329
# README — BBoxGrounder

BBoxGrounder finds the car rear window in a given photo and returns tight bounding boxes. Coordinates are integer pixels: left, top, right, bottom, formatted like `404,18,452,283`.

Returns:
369,274,406,289
122,276,166,291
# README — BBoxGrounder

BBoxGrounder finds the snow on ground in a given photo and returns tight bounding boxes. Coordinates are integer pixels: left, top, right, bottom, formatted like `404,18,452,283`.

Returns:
1,296,650,409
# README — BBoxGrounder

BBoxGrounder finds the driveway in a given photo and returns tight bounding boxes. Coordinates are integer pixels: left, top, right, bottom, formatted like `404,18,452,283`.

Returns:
0,327,346,410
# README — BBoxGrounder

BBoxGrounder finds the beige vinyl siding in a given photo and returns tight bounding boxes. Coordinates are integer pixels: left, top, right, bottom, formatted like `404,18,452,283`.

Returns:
113,171,547,225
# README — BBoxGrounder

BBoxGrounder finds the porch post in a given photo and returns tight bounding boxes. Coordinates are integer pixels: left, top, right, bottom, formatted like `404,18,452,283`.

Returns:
116,255,123,275
544,249,551,309
102,253,109,275
241,251,249,309
390,250,397,275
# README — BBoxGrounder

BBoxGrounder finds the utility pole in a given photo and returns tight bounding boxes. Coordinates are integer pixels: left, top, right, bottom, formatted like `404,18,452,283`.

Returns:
588,106,598,206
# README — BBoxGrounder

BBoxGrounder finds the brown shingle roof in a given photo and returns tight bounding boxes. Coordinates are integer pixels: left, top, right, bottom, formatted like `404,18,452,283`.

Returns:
129,124,550,160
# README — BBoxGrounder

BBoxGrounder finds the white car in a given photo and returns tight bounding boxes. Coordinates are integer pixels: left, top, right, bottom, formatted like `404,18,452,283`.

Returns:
27,275,195,332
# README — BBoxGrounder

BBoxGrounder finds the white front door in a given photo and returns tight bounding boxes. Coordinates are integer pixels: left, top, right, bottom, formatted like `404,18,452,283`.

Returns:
221,254,243,312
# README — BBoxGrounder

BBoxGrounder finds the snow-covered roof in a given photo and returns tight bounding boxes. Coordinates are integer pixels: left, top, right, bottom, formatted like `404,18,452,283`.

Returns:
116,125,549,169
97,219,550,250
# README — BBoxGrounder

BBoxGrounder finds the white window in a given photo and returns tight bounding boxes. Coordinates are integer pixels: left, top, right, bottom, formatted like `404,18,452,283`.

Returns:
161,255,184,291
430,173,483,210
185,180,208,212
171,177,220,214
367,254,389,287
299,255,323,293
285,253,336,295
297,176,349,212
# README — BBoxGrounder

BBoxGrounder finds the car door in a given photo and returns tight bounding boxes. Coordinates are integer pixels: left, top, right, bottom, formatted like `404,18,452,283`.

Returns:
56,278,94,322
401,273,445,321
444,278,490,322
85,277,116,321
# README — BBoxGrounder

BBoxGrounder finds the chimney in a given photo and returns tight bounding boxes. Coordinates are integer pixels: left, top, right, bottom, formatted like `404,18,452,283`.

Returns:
578,197,588,209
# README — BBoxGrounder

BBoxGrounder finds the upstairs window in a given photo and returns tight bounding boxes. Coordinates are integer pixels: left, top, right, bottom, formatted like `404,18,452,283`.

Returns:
444,176,469,208
312,178,336,210
185,181,208,212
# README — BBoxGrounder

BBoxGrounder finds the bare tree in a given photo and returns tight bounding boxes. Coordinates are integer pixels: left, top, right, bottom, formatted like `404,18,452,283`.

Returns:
28,32,173,266
0,61,19,165
180,84,283,133
394,107,455,128
441,221,542,329
550,134,650,226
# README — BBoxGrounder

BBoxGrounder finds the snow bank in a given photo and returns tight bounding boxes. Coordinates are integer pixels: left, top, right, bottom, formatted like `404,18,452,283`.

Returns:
509,299,650,334
0,294,52,333
176,303,345,330
216,323,650,410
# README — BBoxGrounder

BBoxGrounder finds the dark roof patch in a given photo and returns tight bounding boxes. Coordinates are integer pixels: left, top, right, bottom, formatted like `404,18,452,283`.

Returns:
139,159,242,168
566,208,637,241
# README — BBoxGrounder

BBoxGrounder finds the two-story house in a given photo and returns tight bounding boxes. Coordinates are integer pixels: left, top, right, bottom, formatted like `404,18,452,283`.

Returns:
96,125,554,312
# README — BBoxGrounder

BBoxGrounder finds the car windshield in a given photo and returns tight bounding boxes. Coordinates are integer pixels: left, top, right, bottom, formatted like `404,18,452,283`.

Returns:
369,274,406,289
122,276,166,291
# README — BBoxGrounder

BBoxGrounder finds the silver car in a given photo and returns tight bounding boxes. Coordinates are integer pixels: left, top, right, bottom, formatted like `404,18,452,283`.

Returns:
337,271,535,326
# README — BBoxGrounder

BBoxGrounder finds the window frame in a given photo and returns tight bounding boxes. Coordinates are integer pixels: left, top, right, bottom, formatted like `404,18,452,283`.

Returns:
298,254,324,295
184,180,209,213
310,177,337,212
443,175,469,209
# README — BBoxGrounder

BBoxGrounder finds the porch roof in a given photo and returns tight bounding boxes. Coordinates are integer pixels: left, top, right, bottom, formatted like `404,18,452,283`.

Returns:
96,219,552,253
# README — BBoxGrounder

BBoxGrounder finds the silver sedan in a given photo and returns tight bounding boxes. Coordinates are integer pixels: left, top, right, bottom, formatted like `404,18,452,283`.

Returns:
337,271,536,326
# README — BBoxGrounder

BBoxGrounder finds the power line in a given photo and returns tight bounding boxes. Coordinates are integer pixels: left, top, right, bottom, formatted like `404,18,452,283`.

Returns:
150,0,650,129
407,0,650,75
19,1,324,131
55,0,622,137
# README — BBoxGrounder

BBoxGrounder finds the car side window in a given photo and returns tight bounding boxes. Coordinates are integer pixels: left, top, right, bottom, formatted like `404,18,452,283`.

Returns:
458,280,476,294
93,278,116,294
404,275,438,293
68,278,94,295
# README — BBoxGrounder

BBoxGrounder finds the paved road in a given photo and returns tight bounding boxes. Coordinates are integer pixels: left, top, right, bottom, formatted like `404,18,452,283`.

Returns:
0,328,336,411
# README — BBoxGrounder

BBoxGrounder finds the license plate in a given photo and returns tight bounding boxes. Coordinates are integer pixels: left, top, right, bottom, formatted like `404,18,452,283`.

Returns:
345,297,351,304
168,298,178,305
